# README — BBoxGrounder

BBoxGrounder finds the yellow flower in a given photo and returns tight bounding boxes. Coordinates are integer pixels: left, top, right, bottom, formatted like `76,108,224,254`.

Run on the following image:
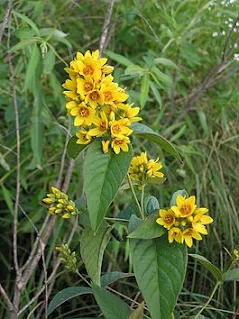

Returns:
156,209,175,230
88,111,108,137
192,208,213,235
168,227,183,244
76,130,92,145
76,76,94,100
146,159,164,178
110,119,132,137
111,135,130,154
63,78,79,101
66,101,78,111
171,195,196,218
182,228,202,248
70,103,95,126
118,103,142,123
102,140,110,153
84,89,104,109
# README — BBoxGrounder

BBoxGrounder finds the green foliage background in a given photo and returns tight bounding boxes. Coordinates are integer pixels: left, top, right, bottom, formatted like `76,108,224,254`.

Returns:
0,0,239,318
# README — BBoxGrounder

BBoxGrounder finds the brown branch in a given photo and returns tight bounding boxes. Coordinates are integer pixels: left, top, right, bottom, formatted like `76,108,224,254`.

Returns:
99,0,115,57
0,284,14,312
0,0,12,45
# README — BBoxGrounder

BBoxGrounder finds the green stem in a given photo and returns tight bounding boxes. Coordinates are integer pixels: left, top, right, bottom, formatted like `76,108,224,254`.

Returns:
194,281,220,319
127,173,144,219
140,185,145,219
76,270,91,286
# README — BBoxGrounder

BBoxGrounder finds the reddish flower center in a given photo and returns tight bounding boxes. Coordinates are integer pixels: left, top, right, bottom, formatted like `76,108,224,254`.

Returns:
104,91,112,101
100,121,107,130
90,91,100,101
84,82,93,92
164,215,174,224
115,139,123,145
83,65,94,75
79,107,89,117
112,125,121,134
180,204,192,216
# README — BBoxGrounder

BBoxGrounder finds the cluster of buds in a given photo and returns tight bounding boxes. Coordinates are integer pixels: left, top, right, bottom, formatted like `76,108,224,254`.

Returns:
62,50,141,154
55,244,78,273
128,152,164,188
156,195,213,248
42,187,79,219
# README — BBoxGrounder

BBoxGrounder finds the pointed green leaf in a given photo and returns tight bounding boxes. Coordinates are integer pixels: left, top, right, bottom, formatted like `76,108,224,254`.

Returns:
105,50,133,67
130,230,187,319
67,135,89,159
222,268,239,282
128,214,165,239
84,140,133,231
9,38,38,52
1,184,14,215
189,254,222,282
154,58,179,69
101,272,133,287
140,74,149,108
125,64,144,76
24,44,41,91
92,285,131,319
80,223,112,286
13,11,40,35
144,195,160,216
47,287,92,315
149,81,162,106
152,66,173,87
131,123,181,160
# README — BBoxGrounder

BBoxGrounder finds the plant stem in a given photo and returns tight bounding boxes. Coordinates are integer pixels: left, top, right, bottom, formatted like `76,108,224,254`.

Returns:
76,271,91,286
127,173,144,219
194,281,221,318
140,185,145,219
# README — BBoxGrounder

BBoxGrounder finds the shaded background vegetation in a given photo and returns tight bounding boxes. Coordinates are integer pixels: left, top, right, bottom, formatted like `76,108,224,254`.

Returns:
0,0,239,318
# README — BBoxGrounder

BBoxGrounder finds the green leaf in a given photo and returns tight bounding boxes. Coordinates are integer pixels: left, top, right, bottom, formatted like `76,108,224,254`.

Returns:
170,189,189,207
15,26,36,39
222,268,239,282
128,214,165,239
43,49,56,74
140,74,149,108
101,271,133,287
9,38,38,53
149,81,162,106
105,50,133,67
80,223,112,286
144,195,160,216
13,11,40,36
152,66,173,87
189,254,222,282
30,117,44,169
154,58,179,69
129,302,144,319
84,140,133,231
1,184,14,216
92,285,131,319
24,44,41,91
130,231,187,319
67,135,89,159
131,123,181,160
125,64,144,76
47,287,92,315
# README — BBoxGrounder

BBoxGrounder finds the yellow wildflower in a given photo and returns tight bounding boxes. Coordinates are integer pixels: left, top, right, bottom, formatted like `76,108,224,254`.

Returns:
102,140,110,154
118,103,142,123
147,159,164,178
110,119,132,137
70,103,95,127
85,89,104,109
182,228,202,248
76,130,92,145
88,111,108,137
171,195,196,218
156,209,175,230
76,76,94,100
168,227,183,244
111,135,130,154
192,208,213,235
63,78,78,101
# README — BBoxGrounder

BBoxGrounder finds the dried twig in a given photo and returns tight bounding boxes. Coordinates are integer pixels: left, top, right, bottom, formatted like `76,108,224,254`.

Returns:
0,284,14,312
99,0,115,56
0,0,12,45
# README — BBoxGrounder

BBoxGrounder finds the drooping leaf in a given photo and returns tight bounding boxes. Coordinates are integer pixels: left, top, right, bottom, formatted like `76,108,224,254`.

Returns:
80,222,112,286
43,49,56,74
9,38,38,52
140,74,149,108
170,189,189,207
84,140,133,231
149,81,162,106
47,287,92,315
152,66,173,87
128,214,165,239
1,184,14,215
105,50,133,67
13,11,40,35
30,116,44,169
131,123,181,160
222,268,239,282
92,285,132,319
101,271,133,287
154,58,179,69
189,254,222,282
125,64,144,76
144,195,160,216
67,135,89,159
24,44,41,91
130,229,187,319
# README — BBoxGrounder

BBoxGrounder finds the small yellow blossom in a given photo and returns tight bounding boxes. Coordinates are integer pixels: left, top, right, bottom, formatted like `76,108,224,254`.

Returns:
171,195,196,218
147,159,164,178
118,103,142,123
111,135,130,154
182,228,202,248
88,111,108,137
76,130,92,145
85,89,104,109
70,103,95,127
156,209,175,230
76,76,95,100
168,227,183,244
110,119,132,137
102,140,110,154
191,208,213,235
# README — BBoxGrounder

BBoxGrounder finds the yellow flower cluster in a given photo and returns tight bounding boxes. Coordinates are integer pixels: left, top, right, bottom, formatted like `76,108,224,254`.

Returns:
42,187,78,219
128,152,164,187
156,195,213,248
62,50,141,154
55,244,78,273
